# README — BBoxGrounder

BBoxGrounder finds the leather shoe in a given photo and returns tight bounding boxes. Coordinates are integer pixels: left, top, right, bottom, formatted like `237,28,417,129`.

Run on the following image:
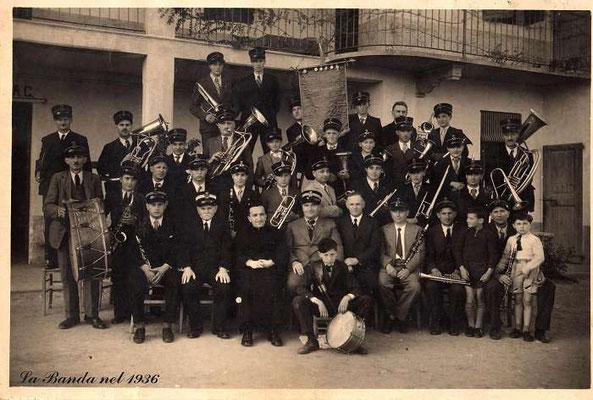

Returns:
268,330,283,347
523,331,534,342
509,328,522,338
380,319,393,334
241,331,253,347
465,327,475,337
448,327,460,336
84,316,107,329
398,319,408,334
489,330,502,340
355,345,368,355
133,327,145,344
58,318,79,329
187,330,201,339
430,326,442,335
474,328,484,338
298,339,320,355
162,327,174,343
535,329,551,343
217,331,231,339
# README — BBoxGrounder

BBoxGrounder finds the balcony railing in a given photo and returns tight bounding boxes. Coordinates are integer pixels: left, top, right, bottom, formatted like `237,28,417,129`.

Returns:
17,8,145,32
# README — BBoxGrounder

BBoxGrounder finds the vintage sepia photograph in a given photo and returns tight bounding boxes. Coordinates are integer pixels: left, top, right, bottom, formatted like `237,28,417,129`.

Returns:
5,3,592,396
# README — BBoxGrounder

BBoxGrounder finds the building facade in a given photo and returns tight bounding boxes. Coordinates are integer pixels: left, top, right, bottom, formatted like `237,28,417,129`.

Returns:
12,8,590,264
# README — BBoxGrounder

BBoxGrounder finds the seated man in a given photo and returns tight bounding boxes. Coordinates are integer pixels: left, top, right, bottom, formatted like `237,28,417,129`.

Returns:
180,191,233,339
285,190,344,294
292,238,373,354
234,203,289,347
424,199,466,336
127,190,182,344
378,198,424,334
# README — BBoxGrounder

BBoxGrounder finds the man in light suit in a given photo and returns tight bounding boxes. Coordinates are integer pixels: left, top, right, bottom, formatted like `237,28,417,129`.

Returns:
44,143,106,330
285,190,344,294
302,157,343,219
190,52,234,145
378,198,425,334
203,107,254,192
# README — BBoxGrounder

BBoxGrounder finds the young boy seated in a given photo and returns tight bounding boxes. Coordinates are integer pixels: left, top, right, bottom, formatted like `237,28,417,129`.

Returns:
254,129,287,190
292,238,374,355
496,213,545,342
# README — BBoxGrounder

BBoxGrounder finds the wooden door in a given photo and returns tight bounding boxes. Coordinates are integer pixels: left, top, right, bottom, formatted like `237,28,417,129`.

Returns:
542,143,584,258
12,102,32,263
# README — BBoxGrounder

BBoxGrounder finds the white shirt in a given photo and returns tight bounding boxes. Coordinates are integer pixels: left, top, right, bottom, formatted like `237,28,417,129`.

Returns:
441,224,453,237
367,177,380,189
270,150,283,159
439,126,449,143
277,184,289,197
350,215,362,226
306,216,319,226
201,218,212,230
173,153,185,163
399,140,411,152
505,145,518,158
119,137,132,148
192,181,206,193
467,185,480,196
58,130,71,140
393,223,407,259
149,216,163,229
358,114,367,124
153,179,164,189
327,144,338,150
234,186,245,201
496,224,508,238
210,73,222,86
70,171,83,184
254,72,263,83
121,190,134,202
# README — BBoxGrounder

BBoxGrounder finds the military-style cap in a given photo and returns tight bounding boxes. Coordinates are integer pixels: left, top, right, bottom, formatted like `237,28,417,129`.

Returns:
395,116,414,131
52,104,72,119
216,107,236,123
465,159,484,174
168,128,187,143
146,190,167,204
249,47,266,61
229,160,249,174
408,158,427,173
113,110,133,125
444,131,466,148
265,128,282,142
301,190,322,205
63,142,87,157
120,160,139,177
488,199,510,213
435,198,457,213
311,157,331,171
323,117,342,132
272,160,292,175
148,154,167,167
188,154,209,170
358,130,376,142
352,91,370,105
288,96,301,111
206,51,225,64
363,154,383,168
434,103,453,116
389,197,409,211
500,118,521,134
195,191,217,207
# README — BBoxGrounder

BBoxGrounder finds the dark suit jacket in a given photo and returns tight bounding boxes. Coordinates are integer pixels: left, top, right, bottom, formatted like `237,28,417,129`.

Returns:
397,181,434,226
342,114,382,151
425,223,465,274
36,131,91,196
184,213,233,277
351,177,395,227
384,142,419,186
217,187,260,235
286,121,314,174
484,222,517,262
427,126,469,160
233,71,280,127
255,152,285,188
380,222,425,273
203,133,255,191
133,214,185,268
190,73,234,137
104,190,146,228
43,170,103,249
165,152,191,186
286,217,344,265
174,180,214,221
97,137,137,196
233,225,289,275
450,186,494,224
379,122,418,149
261,184,301,225
428,155,469,197
336,214,381,270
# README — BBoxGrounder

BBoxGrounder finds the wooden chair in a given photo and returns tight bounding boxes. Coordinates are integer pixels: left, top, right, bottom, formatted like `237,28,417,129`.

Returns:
129,284,184,333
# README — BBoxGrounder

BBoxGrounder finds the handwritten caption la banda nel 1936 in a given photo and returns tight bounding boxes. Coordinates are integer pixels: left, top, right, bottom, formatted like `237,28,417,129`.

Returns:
20,370,160,385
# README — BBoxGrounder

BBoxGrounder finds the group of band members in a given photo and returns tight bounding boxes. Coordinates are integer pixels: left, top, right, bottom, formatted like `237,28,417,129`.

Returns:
37,47,555,355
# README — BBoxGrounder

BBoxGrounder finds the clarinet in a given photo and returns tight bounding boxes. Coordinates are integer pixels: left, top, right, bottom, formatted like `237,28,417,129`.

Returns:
501,240,519,300
135,234,163,287
229,188,236,238
400,223,429,268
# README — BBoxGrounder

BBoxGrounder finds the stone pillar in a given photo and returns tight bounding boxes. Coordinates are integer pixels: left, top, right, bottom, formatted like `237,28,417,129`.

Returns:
142,53,174,125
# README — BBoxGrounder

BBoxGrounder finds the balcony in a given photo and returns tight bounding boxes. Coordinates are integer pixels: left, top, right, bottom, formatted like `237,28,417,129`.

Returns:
14,8,145,32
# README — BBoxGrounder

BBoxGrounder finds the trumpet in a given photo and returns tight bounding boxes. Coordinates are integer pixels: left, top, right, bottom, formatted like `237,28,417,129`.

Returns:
210,132,252,177
489,168,529,211
270,195,296,229
194,82,222,115
369,187,398,217
416,165,450,219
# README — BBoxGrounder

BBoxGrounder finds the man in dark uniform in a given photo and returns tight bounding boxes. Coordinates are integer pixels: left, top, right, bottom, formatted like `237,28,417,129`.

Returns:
484,199,556,342
127,190,182,344
450,159,493,225
348,130,378,183
137,154,176,199
429,131,470,198
484,118,536,212
190,51,234,145
180,192,233,339
165,128,191,186
397,158,434,227
350,154,395,227
104,161,146,324
233,47,280,153
36,104,91,268
285,96,315,183
234,202,289,347
427,103,471,160
383,116,420,186
260,160,301,227
424,199,466,335
97,110,136,199
343,91,382,152
174,154,212,219
44,143,105,330
380,101,417,149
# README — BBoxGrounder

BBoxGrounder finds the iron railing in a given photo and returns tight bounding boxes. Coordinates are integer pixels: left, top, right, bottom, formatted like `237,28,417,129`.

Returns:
26,8,145,32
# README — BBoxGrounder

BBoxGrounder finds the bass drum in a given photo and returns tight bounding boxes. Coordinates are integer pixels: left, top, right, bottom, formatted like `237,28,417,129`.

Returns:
66,198,112,281
326,311,366,353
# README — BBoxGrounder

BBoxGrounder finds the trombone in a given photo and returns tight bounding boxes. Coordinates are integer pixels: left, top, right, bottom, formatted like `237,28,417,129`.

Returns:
194,82,222,115
415,165,450,220
490,168,529,211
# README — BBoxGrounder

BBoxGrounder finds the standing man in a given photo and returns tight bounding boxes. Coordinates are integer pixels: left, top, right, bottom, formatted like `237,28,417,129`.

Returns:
450,160,493,225
44,143,105,330
36,104,91,268
344,91,382,152
190,51,234,145
427,103,471,160
98,110,136,199
165,128,191,186
233,47,280,153
380,101,417,148
383,116,420,186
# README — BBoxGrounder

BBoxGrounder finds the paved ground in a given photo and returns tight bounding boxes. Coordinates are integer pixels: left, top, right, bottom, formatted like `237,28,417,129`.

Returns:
9,263,591,389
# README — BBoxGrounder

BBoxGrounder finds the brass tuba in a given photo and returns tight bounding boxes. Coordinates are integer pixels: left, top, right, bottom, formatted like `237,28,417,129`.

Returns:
123,114,169,169
210,132,252,177
194,82,222,115
238,106,269,133
270,195,296,229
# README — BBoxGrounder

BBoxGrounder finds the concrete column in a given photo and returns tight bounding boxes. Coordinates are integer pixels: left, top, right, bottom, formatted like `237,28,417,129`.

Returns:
142,52,174,125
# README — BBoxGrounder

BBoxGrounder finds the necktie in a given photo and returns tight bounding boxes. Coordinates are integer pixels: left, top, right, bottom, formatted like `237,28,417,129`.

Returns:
471,188,478,199
203,222,209,234
452,158,460,174
445,228,453,259
153,219,160,231
196,185,202,193
360,118,366,125
499,229,505,240
396,227,403,258
402,143,409,152
125,139,131,150
353,218,358,232
175,155,181,165
60,134,65,141
307,219,315,240
281,188,287,197
74,174,81,187
446,228,452,241
123,191,131,206
373,182,379,193
413,184,420,197
256,75,262,87
326,265,333,278
516,235,523,251
223,136,229,151
237,189,243,202
214,77,221,95
155,182,162,189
